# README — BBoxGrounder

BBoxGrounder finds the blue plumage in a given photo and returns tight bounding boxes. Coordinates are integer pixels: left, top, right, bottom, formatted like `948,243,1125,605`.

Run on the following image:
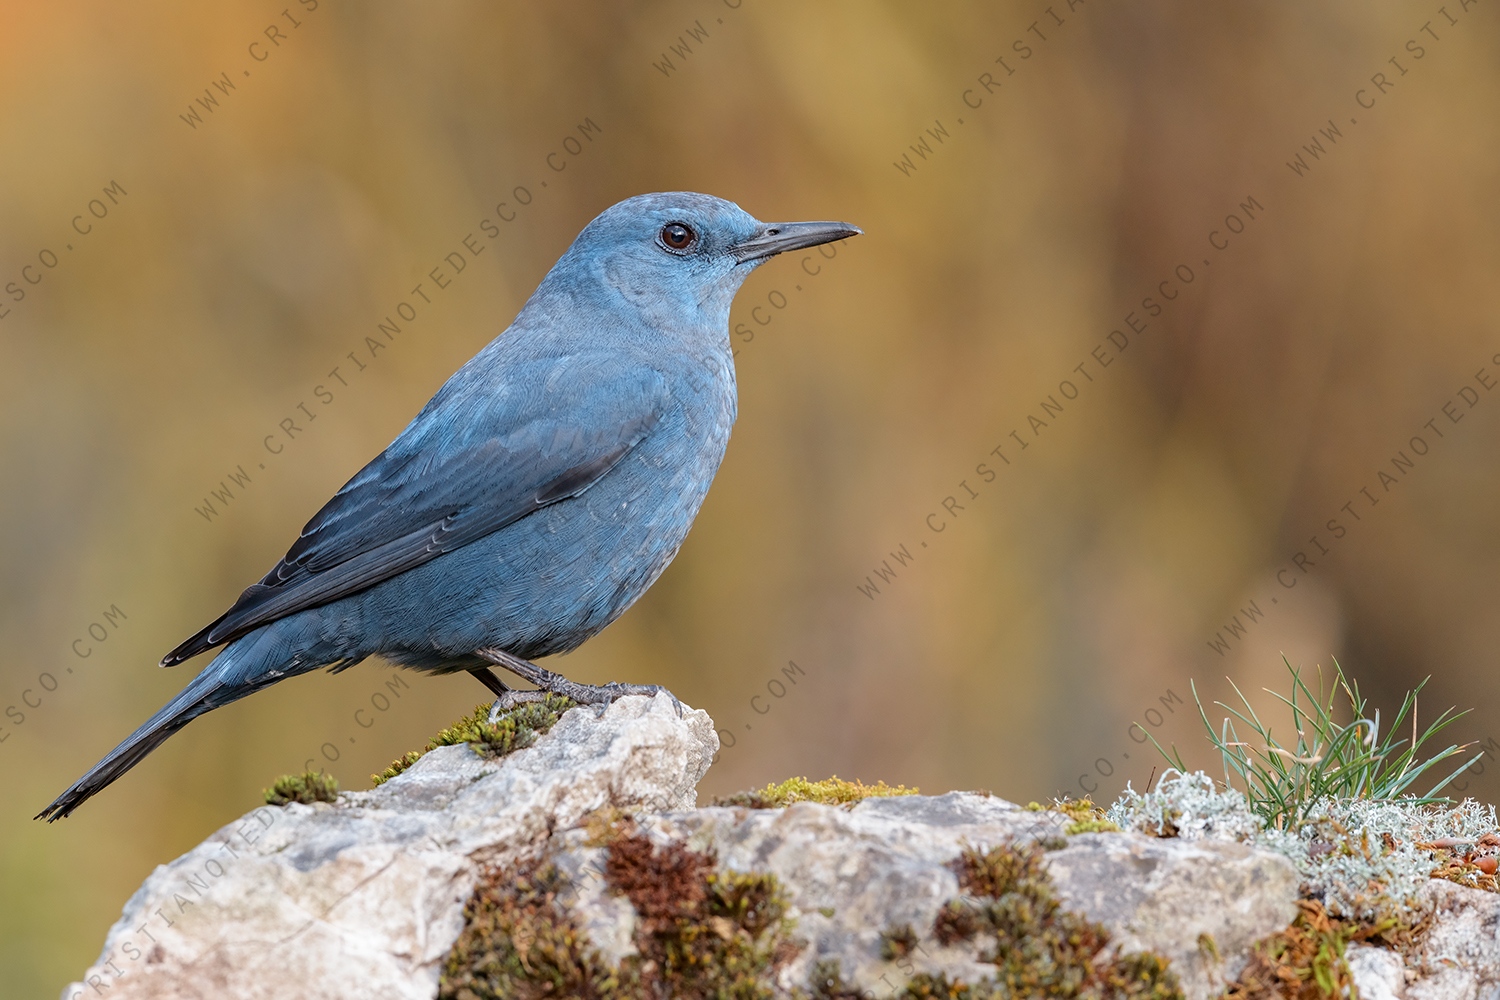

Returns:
39,192,860,820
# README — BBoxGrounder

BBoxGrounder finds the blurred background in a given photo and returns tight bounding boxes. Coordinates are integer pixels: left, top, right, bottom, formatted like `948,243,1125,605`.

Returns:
3,1,1499,993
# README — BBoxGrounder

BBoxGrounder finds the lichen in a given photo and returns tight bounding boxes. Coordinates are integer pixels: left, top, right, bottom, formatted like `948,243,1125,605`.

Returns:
371,695,576,786
1107,772,1262,842
928,842,1183,999
715,776,918,809
1108,770,1500,921
1026,797,1122,835
263,769,339,806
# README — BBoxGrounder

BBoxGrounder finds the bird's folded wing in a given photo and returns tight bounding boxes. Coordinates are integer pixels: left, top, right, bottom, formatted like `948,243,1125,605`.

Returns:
161,368,667,665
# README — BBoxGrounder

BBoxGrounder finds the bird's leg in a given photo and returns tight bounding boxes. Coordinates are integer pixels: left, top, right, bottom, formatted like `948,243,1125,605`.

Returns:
468,667,513,698
475,647,680,720
470,665,557,721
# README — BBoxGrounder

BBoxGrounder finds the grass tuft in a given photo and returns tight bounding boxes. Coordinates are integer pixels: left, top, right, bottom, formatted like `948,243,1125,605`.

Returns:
1144,657,1480,831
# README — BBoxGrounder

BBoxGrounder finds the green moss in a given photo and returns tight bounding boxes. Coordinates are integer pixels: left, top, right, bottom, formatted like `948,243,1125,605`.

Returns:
263,769,339,806
371,695,576,786
1099,953,1182,999
440,833,802,1000
805,961,999,999
881,924,919,961
931,842,1183,999
934,898,987,946
1065,818,1123,835
898,972,992,999
1025,797,1122,835
715,775,918,809
438,861,620,1000
604,831,800,998
805,958,869,999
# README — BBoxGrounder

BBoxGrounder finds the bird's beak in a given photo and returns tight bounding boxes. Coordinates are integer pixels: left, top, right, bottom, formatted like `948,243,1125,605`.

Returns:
730,220,863,264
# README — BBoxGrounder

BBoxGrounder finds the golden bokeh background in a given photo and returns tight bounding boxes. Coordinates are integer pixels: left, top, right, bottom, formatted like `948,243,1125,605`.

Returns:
3,2,1499,993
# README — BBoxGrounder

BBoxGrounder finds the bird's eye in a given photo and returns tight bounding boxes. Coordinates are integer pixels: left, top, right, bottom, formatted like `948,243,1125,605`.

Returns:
659,222,696,252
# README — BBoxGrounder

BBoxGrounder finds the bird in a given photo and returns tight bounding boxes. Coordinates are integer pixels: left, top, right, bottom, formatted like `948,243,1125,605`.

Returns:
38,192,860,821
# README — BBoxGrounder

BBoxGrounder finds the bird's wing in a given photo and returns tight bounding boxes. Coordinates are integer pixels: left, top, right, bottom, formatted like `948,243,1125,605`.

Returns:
162,360,668,665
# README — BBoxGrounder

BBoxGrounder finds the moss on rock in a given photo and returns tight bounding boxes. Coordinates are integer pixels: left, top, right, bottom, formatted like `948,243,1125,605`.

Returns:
715,776,917,809
898,972,988,998
928,842,1183,999
605,830,799,998
804,958,869,999
438,861,620,1000
372,695,576,786
1025,797,1122,835
880,924,919,962
263,769,339,806
440,829,801,999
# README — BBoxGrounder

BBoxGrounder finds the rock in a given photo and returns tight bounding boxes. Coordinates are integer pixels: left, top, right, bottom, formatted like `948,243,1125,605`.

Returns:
62,694,1500,999
1045,833,1298,997
1348,943,1406,1000
538,794,1296,998
63,695,716,1000
1409,878,1500,999
1406,967,1480,1000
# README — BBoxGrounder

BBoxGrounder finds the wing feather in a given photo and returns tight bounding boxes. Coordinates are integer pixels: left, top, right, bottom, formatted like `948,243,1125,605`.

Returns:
162,362,666,665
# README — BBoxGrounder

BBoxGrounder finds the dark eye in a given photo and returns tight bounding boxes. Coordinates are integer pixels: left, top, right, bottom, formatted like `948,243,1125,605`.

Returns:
660,222,696,252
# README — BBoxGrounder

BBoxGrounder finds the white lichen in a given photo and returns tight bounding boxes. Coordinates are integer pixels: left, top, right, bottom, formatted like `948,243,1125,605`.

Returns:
1107,771,1263,843
1108,770,1500,921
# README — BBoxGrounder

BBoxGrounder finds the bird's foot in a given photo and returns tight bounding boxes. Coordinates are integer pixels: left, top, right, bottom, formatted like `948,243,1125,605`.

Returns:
476,647,682,719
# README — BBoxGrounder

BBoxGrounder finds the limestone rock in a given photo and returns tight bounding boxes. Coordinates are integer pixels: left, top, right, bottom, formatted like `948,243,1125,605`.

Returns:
1045,833,1298,997
62,694,1500,999
1348,943,1406,1000
63,695,716,1000
1406,878,1500,999
541,794,1297,998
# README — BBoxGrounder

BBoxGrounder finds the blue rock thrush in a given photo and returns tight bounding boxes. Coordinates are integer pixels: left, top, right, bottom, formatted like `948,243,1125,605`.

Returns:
38,192,860,821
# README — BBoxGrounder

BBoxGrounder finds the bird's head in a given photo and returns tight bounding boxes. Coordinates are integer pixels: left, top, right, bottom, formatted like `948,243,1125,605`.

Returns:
549,192,861,336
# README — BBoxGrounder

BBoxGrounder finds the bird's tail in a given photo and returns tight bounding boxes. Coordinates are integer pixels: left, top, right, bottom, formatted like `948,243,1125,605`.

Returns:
35,640,278,822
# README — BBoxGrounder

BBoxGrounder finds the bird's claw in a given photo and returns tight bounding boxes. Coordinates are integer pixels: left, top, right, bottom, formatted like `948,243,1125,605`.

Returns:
486,682,681,722
565,681,680,718
475,648,681,720
597,683,682,718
